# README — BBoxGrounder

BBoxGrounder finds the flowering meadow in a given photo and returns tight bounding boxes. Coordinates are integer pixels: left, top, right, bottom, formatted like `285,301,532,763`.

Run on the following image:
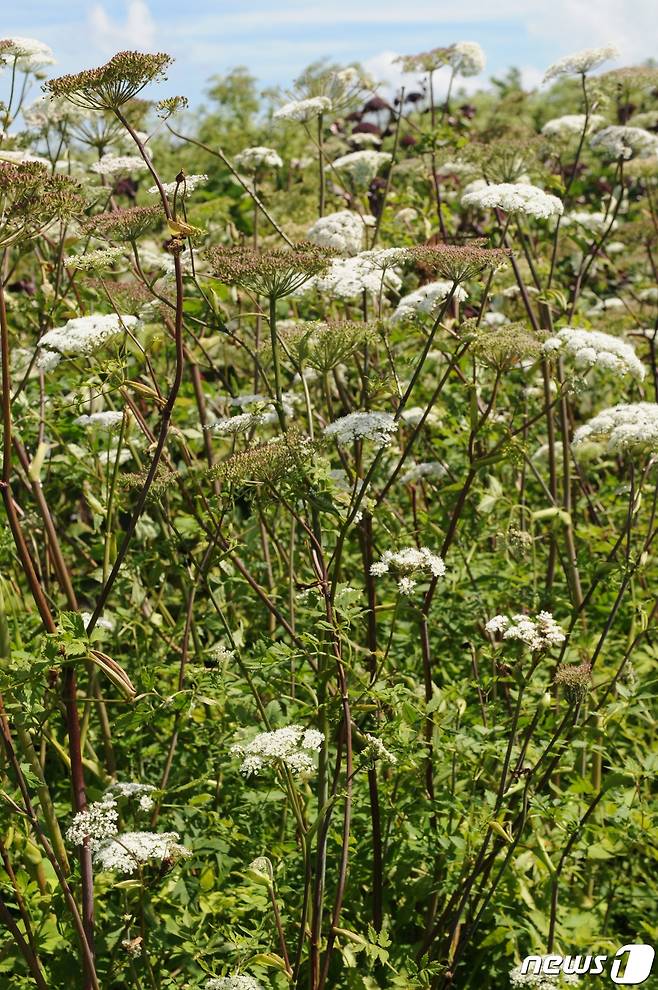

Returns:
0,33,657,990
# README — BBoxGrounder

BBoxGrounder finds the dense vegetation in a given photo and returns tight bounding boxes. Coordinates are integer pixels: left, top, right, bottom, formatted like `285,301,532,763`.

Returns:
0,34,657,990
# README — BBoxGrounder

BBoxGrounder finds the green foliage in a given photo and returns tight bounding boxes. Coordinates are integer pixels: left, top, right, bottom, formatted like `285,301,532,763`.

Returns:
0,30,656,990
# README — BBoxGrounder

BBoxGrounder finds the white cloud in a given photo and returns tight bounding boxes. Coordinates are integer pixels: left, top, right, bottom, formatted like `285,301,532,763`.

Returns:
88,0,156,53
519,66,544,91
521,0,652,65
363,52,421,94
199,0,651,71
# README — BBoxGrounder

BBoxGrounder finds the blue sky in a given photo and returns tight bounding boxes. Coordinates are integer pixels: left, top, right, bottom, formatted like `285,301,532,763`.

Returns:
3,0,656,106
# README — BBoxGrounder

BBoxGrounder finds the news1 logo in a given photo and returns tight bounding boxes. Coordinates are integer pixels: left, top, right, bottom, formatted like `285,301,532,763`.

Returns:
520,945,655,984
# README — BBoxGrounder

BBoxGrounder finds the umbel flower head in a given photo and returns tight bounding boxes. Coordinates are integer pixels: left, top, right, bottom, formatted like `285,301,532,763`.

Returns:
155,95,189,119
395,44,454,75
90,154,150,177
65,246,125,272
0,36,55,71
330,150,392,190
411,243,510,283
0,162,83,246
485,611,566,652
93,831,189,875
362,734,398,766
231,724,324,777
397,41,485,76
392,281,468,322
447,41,486,77
590,125,658,160
300,252,403,299
287,63,366,116
470,321,544,371
205,242,334,298
541,113,606,139
234,146,283,173
274,95,332,122
66,793,189,875
543,45,619,82
210,431,314,487
280,319,375,373
324,411,397,448
36,313,140,369
462,182,563,220
459,136,540,184
45,50,173,111
573,402,658,454
75,410,125,431
554,661,592,703
370,547,446,596
206,977,264,990
81,205,164,242
306,209,374,255
542,327,645,381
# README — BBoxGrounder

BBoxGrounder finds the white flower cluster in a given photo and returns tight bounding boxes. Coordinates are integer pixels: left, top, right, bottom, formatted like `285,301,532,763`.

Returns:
541,113,605,138
302,251,402,298
94,831,189,875
210,411,263,436
306,210,374,255
448,41,486,77
561,211,616,235
485,611,566,651
350,131,382,147
23,95,82,128
274,96,331,121
586,296,624,317
206,977,264,990
234,146,283,172
330,150,392,189
37,314,139,369
80,611,114,631
211,643,235,664
631,110,658,130
483,312,507,327
543,45,619,82
1,36,55,70
65,796,119,847
65,247,125,271
399,461,448,485
90,154,149,176
231,725,324,777
392,280,467,322
370,546,446,595
210,392,298,434
324,411,397,448
67,792,188,874
75,410,125,430
542,327,645,380
462,182,563,219
572,402,658,453
0,149,50,167
396,207,418,224
510,958,579,988
148,174,208,195
108,782,156,812
363,734,398,765
399,406,440,428
590,125,658,160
